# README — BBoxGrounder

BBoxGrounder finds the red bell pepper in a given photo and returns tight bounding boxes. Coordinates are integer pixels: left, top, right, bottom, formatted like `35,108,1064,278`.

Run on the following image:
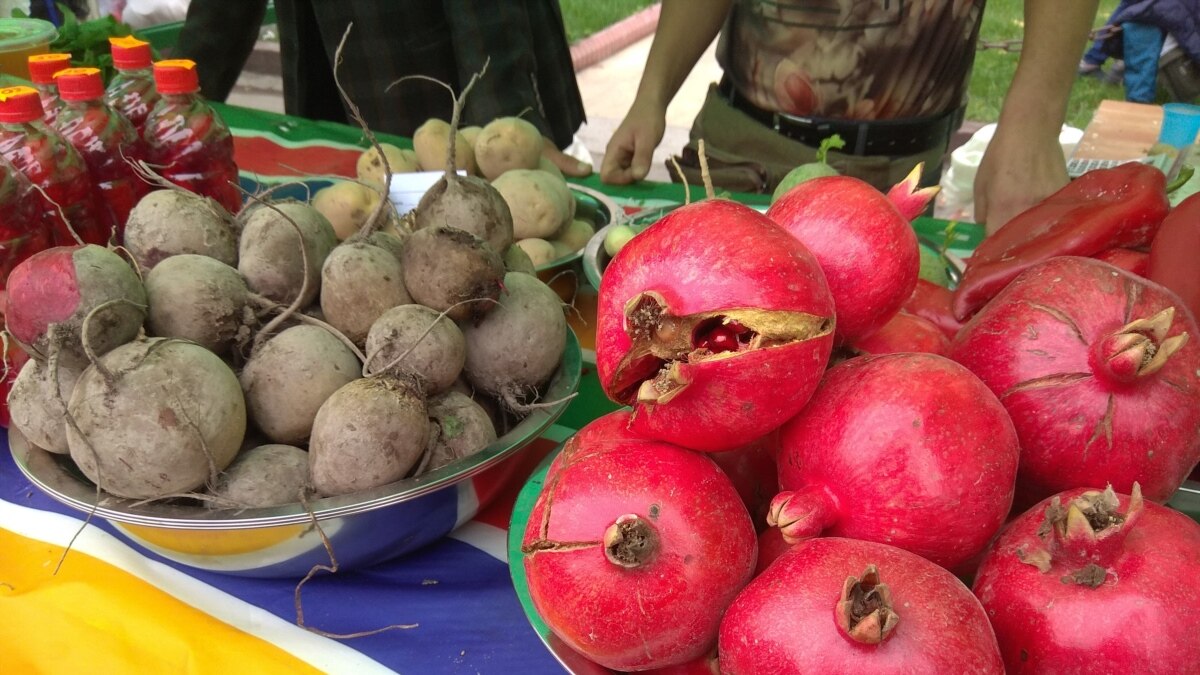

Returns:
903,279,963,340
1147,192,1200,325
953,163,1169,320
1093,247,1150,276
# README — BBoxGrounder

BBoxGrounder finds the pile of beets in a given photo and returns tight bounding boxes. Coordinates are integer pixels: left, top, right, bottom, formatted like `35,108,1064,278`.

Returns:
521,168,1200,673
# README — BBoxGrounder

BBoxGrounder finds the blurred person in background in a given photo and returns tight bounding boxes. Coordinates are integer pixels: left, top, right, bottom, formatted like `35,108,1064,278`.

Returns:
601,0,1100,233
175,0,591,177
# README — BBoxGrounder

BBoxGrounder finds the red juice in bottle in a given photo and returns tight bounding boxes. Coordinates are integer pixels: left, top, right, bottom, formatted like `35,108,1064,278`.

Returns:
54,67,150,239
0,152,53,288
26,52,72,127
142,59,241,213
0,86,109,246
105,36,160,133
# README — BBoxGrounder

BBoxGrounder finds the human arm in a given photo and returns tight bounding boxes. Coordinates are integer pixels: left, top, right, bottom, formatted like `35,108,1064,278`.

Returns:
973,0,1100,233
600,0,733,184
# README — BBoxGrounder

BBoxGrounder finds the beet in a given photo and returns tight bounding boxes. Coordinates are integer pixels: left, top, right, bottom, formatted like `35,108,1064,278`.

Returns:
123,189,238,270
423,391,497,472
4,245,146,367
973,484,1200,673
364,304,466,395
8,357,81,454
596,199,834,452
211,444,309,508
720,538,1004,674
767,175,919,344
949,256,1200,505
319,241,412,344
144,254,253,355
66,338,246,500
237,201,338,307
399,226,504,323
522,411,756,671
771,353,1019,572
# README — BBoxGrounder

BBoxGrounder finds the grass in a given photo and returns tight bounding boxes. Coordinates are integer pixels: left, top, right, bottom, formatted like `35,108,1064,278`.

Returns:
558,0,656,44
968,0,1124,129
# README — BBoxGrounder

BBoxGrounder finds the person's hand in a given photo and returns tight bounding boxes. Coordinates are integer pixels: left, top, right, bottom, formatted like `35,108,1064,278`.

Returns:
974,126,1069,234
542,136,594,178
601,101,667,185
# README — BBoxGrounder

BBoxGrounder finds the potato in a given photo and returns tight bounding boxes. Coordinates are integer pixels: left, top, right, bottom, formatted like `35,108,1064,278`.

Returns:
474,117,542,180
413,118,476,175
460,125,483,150
493,169,573,239
515,238,557,267
357,143,419,190
537,154,564,179
555,218,595,253
312,180,382,240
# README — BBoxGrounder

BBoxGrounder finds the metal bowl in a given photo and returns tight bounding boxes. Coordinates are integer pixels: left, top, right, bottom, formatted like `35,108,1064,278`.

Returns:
10,331,583,579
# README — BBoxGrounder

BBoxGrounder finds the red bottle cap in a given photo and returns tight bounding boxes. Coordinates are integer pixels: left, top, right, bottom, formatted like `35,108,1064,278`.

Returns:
0,86,45,123
109,36,152,70
55,67,105,102
27,53,72,84
153,59,200,95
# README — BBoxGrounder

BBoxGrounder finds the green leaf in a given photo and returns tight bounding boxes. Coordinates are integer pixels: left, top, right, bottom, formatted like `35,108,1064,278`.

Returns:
815,134,846,164
1167,165,1195,194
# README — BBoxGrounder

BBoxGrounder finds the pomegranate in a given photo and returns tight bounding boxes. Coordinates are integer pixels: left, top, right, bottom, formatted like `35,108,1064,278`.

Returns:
949,256,1200,505
522,411,757,671
719,537,1004,674
754,525,793,576
848,311,950,356
885,162,940,221
766,174,919,344
640,650,719,675
596,198,834,452
1093,247,1149,276
903,278,963,340
770,353,1019,572
709,433,779,531
973,484,1200,673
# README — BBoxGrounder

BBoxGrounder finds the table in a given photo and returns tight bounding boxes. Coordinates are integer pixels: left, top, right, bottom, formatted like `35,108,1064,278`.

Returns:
1071,99,1164,161
0,103,977,675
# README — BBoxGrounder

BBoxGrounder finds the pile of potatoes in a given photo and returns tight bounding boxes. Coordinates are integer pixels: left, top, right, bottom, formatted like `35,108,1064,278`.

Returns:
314,115,595,269
4,168,572,511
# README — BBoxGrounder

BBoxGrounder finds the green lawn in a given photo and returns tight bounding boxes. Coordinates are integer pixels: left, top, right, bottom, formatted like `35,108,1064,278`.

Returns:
968,0,1124,129
559,0,656,44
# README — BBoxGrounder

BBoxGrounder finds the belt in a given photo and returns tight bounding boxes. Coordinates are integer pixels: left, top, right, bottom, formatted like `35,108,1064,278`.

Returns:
718,77,961,157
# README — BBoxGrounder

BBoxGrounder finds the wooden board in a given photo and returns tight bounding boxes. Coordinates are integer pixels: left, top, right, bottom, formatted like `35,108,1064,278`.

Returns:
1072,100,1164,160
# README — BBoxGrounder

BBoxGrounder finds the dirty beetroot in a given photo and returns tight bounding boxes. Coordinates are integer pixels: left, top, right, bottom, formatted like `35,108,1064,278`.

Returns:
521,411,757,672
950,256,1200,505
973,484,1200,673
595,198,834,453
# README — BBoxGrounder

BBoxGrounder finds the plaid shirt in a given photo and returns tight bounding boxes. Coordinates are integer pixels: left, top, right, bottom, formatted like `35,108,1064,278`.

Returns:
178,0,586,148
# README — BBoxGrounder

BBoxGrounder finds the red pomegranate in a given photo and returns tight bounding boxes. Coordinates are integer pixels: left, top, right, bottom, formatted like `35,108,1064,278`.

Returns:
522,411,757,671
754,525,793,576
903,278,963,340
950,256,1200,505
709,433,779,531
596,198,835,452
973,484,1200,673
849,311,950,356
766,175,919,344
885,162,940,221
719,537,1004,674
771,353,1019,572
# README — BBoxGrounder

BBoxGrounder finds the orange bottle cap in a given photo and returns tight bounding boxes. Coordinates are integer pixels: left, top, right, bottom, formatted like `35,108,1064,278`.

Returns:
27,53,72,85
0,86,45,123
110,35,152,70
56,67,105,102
153,59,199,95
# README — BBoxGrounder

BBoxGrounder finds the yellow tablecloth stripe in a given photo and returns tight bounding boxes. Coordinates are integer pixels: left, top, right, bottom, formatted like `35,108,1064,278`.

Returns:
0,529,322,675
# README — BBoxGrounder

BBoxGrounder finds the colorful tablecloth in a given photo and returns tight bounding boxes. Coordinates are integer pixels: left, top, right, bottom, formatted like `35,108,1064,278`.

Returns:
0,103,981,674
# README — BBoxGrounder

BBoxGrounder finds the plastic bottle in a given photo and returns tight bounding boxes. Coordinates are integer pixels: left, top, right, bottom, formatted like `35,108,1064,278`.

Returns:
104,35,160,133
54,67,150,238
0,152,53,286
26,52,71,126
142,59,242,213
0,85,108,245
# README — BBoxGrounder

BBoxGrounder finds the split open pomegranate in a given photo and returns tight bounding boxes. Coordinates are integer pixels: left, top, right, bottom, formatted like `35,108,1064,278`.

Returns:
596,199,835,452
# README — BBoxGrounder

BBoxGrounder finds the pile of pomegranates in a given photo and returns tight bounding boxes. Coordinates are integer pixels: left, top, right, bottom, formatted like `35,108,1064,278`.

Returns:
521,172,1200,673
